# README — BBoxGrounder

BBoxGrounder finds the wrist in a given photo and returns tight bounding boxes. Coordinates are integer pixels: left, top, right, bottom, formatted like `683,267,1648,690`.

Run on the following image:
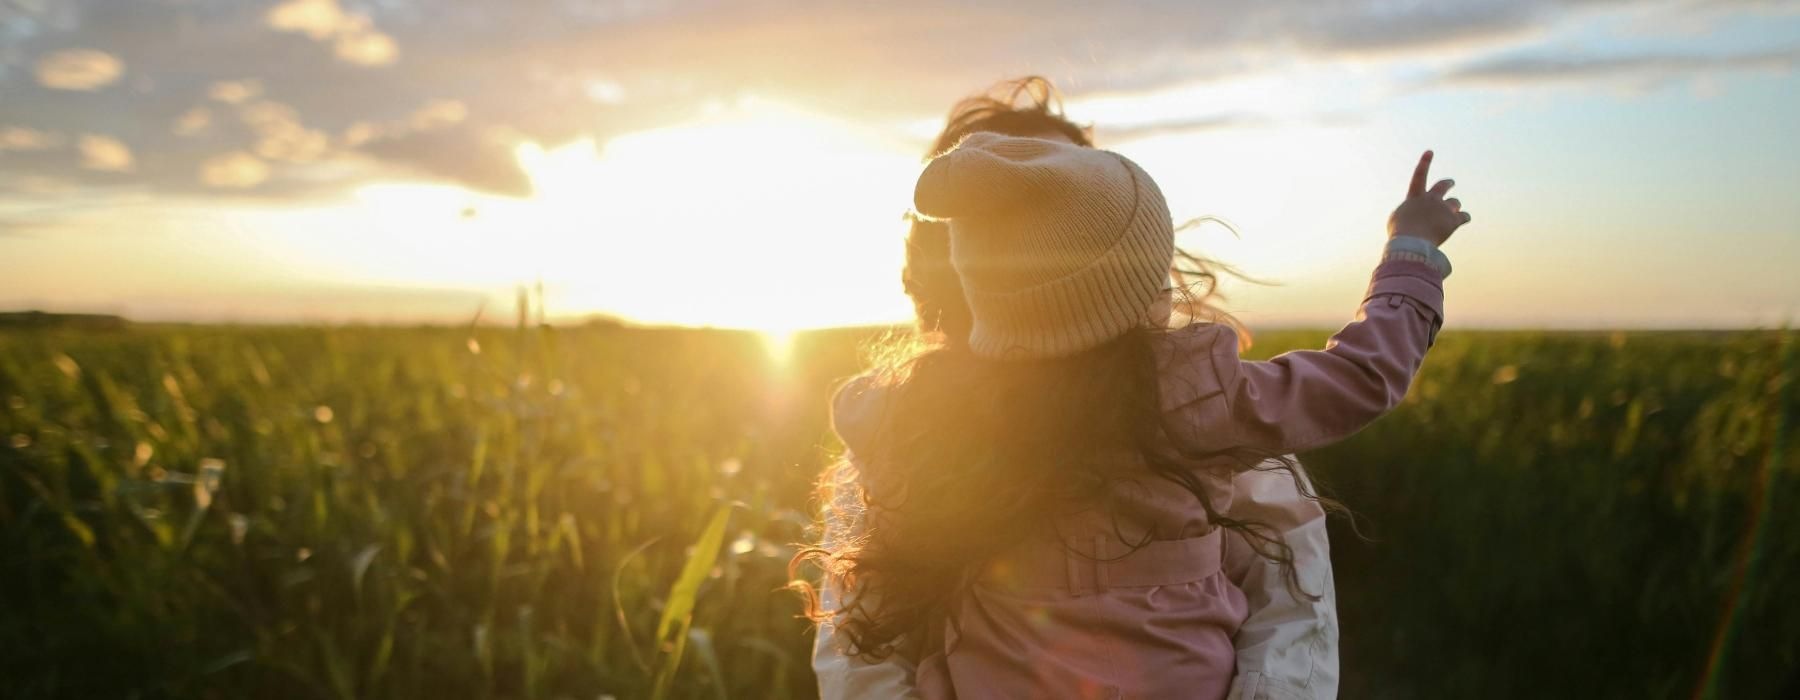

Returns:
1388,232,1441,247
1383,236,1452,278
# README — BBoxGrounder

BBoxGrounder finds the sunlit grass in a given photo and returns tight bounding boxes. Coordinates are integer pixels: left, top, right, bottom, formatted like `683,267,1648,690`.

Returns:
0,325,1793,698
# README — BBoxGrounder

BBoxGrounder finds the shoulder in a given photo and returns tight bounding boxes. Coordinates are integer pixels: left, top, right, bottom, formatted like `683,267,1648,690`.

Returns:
830,371,895,456
1152,322,1242,411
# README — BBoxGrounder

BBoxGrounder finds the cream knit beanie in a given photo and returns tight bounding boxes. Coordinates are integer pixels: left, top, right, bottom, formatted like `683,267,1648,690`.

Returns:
913,132,1174,359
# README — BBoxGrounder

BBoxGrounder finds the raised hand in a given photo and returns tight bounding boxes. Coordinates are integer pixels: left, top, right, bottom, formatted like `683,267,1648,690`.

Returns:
1387,150,1472,247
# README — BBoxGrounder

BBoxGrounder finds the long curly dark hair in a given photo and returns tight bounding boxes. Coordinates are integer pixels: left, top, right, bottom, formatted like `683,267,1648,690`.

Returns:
792,76,1330,662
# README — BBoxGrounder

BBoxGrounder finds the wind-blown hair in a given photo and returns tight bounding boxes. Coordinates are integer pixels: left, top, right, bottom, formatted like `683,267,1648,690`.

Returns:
792,77,1329,662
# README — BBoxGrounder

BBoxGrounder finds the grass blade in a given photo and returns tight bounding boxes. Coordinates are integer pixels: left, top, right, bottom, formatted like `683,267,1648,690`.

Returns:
649,503,731,700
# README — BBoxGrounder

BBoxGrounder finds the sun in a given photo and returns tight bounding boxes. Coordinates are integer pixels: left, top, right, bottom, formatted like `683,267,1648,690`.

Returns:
507,98,923,333
312,97,924,330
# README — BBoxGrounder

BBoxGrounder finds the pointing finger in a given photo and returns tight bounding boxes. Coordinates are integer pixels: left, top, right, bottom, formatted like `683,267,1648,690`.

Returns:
1409,150,1433,198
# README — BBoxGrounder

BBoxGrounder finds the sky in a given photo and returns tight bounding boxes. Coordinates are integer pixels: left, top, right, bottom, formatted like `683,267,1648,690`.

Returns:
1,0,1797,330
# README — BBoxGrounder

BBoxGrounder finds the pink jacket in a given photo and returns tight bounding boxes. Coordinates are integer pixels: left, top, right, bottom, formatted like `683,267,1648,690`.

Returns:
814,461,1339,700
819,253,1446,699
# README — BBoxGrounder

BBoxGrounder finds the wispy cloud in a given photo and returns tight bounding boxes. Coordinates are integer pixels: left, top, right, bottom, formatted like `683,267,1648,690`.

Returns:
77,134,133,172
408,100,469,131
241,100,330,164
0,0,1792,204
1439,47,1800,88
209,80,263,105
1095,113,1280,142
266,0,399,67
199,151,272,189
172,107,212,137
0,126,63,151
360,126,534,197
34,48,122,91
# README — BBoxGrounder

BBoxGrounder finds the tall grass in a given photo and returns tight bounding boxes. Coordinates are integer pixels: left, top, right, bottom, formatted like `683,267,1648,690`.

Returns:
0,322,1793,698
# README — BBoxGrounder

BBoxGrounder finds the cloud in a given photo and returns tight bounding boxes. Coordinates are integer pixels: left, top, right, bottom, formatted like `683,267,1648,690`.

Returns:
0,0,1788,203
241,100,331,163
1275,2,1609,56
0,175,77,197
1673,0,1800,17
586,79,628,105
34,48,123,91
1439,47,1800,88
266,0,350,40
77,134,133,172
1096,113,1280,142
0,127,63,151
333,21,399,66
409,99,469,131
360,126,533,197
209,80,263,105
266,0,399,67
172,108,212,137
256,128,331,163
199,152,272,189
341,121,381,147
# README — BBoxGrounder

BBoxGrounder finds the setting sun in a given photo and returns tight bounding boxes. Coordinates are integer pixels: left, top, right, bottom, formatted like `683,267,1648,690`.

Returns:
518,99,919,330
323,98,923,331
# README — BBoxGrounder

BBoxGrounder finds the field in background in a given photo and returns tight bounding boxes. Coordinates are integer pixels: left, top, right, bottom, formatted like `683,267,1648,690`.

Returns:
1,323,1794,699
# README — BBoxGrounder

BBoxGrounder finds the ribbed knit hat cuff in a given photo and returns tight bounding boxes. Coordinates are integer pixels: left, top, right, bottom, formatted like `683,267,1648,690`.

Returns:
964,239,1169,359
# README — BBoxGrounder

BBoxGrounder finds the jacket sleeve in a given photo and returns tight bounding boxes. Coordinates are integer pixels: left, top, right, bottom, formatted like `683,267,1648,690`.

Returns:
1222,459,1339,700
1206,255,1445,455
812,450,924,700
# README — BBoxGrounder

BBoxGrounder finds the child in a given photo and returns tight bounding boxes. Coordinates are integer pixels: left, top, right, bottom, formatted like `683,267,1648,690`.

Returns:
804,133,1466,698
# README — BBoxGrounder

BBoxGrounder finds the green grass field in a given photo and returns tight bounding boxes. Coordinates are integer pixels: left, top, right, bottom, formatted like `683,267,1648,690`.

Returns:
1,323,1794,699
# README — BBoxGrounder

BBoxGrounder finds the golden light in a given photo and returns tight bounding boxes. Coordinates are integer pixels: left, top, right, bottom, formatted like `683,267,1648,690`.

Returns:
280,97,924,329
758,327,800,365
255,88,1396,331
515,97,922,332
214,79,1415,328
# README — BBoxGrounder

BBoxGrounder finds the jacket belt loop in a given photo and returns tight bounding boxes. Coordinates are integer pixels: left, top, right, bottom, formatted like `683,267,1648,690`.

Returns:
1092,535,1110,593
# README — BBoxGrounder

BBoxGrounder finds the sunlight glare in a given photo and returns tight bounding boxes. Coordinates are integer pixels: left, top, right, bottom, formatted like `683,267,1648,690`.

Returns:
515,98,921,332
758,327,799,365
262,98,924,329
